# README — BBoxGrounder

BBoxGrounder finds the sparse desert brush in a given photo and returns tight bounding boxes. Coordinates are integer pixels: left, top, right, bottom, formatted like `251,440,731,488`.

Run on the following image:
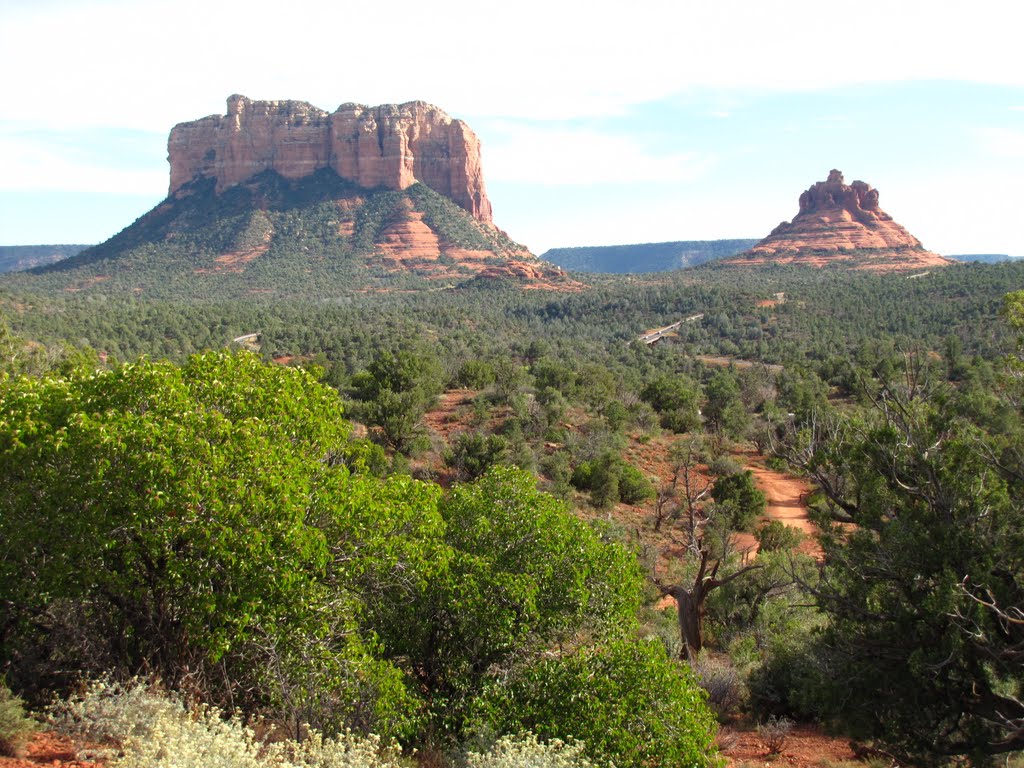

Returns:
692,654,746,719
0,680,36,758
465,733,600,768
49,679,402,768
756,715,793,756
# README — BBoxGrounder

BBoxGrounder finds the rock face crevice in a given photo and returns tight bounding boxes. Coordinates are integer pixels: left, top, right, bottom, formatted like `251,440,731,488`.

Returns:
168,95,493,223
732,169,951,271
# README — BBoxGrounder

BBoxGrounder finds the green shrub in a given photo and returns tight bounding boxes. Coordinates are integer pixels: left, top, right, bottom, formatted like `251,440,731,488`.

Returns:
454,359,496,389
640,375,702,434
367,467,645,738
471,639,719,768
0,681,35,758
0,352,419,734
539,451,573,498
707,455,742,477
570,461,594,491
618,463,655,505
747,628,832,720
445,431,509,480
602,400,629,433
711,471,766,532
571,453,654,508
755,520,804,552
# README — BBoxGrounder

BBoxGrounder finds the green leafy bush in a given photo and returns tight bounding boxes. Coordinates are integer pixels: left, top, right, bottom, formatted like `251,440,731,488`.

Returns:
707,454,742,477
471,639,719,768
445,431,509,480
363,467,644,737
618,462,655,504
348,347,444,453
640,375,702,434
755,520,804,552
0,351,417,735
454,359,496,389
747,630,832,721
710,471,766,532
571,452,654,507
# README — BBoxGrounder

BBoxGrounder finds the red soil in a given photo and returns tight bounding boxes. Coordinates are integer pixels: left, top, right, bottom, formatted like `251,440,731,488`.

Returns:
0,732,105,768
719,722,857,767
734,456,822,560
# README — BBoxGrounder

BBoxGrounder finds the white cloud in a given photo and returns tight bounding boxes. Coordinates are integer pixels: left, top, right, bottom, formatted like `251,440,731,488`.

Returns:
977,127,1024,158
485,124,711,185
3,0,1024,253
3,0,1024,133
0,134,165,194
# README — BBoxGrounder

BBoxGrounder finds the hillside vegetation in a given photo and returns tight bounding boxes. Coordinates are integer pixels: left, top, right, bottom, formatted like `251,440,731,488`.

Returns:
2,234,1024,766
10,170,533,300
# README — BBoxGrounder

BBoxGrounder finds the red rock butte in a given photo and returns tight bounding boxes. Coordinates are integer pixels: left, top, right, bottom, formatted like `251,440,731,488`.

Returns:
730,169,952,271
168,95,493,223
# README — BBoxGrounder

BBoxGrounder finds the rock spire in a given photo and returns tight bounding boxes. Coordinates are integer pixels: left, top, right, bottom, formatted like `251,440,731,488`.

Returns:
730,170,951,271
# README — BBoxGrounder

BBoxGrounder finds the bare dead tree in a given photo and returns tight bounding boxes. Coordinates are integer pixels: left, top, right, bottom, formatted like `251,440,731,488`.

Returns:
655,505,761,667
653,467,679,533
654,438,713,539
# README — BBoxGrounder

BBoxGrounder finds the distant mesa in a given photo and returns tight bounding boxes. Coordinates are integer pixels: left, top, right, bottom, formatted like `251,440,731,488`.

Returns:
728,169,953,271
542,239,759,273
169,95,492,224
948,253,1022,264
0,244,89,273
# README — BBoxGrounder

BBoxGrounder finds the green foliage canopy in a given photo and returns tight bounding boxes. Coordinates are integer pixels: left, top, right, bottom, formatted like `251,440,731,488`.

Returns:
0,351,419,732
471,638,719,768
788,356,1024,762
710,470,767,533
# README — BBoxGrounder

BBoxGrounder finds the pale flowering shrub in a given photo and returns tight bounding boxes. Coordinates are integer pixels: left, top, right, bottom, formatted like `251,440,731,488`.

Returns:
465,733,602,768
274,729,401,768
49,679,402,768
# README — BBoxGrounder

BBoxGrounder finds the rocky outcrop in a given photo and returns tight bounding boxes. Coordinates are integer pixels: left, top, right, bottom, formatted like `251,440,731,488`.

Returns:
168,95,493,223
471,261,584,291
731,170,952,271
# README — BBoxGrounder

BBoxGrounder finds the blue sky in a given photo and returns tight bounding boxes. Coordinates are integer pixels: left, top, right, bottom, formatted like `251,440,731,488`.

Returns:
2,0,1022,256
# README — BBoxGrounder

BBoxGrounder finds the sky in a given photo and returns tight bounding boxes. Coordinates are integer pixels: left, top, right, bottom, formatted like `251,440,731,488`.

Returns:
1,0,1023,256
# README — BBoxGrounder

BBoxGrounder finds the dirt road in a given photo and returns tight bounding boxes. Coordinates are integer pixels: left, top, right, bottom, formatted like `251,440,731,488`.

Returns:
735,459,821,559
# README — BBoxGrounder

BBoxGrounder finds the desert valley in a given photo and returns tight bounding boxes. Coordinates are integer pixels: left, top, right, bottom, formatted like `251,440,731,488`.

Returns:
1,86,1023,768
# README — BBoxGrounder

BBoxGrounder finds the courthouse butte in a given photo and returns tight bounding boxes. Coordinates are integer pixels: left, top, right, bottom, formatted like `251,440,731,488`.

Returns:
168,95,493,222
41,94,576,291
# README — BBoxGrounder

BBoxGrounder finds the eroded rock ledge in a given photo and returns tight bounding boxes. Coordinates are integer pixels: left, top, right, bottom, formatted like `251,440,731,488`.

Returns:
168,95,493,223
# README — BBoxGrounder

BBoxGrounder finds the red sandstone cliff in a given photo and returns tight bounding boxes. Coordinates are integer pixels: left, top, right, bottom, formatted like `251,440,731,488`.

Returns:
731,170,952,271
168,95,493,223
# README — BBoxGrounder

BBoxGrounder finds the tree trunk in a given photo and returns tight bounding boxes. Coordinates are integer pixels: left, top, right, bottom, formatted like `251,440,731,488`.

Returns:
665,584,706,662
677,589,704,662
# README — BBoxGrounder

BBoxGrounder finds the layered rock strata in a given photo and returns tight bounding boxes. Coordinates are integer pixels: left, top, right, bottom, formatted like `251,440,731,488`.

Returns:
733,170,951,271
168,95,493,223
